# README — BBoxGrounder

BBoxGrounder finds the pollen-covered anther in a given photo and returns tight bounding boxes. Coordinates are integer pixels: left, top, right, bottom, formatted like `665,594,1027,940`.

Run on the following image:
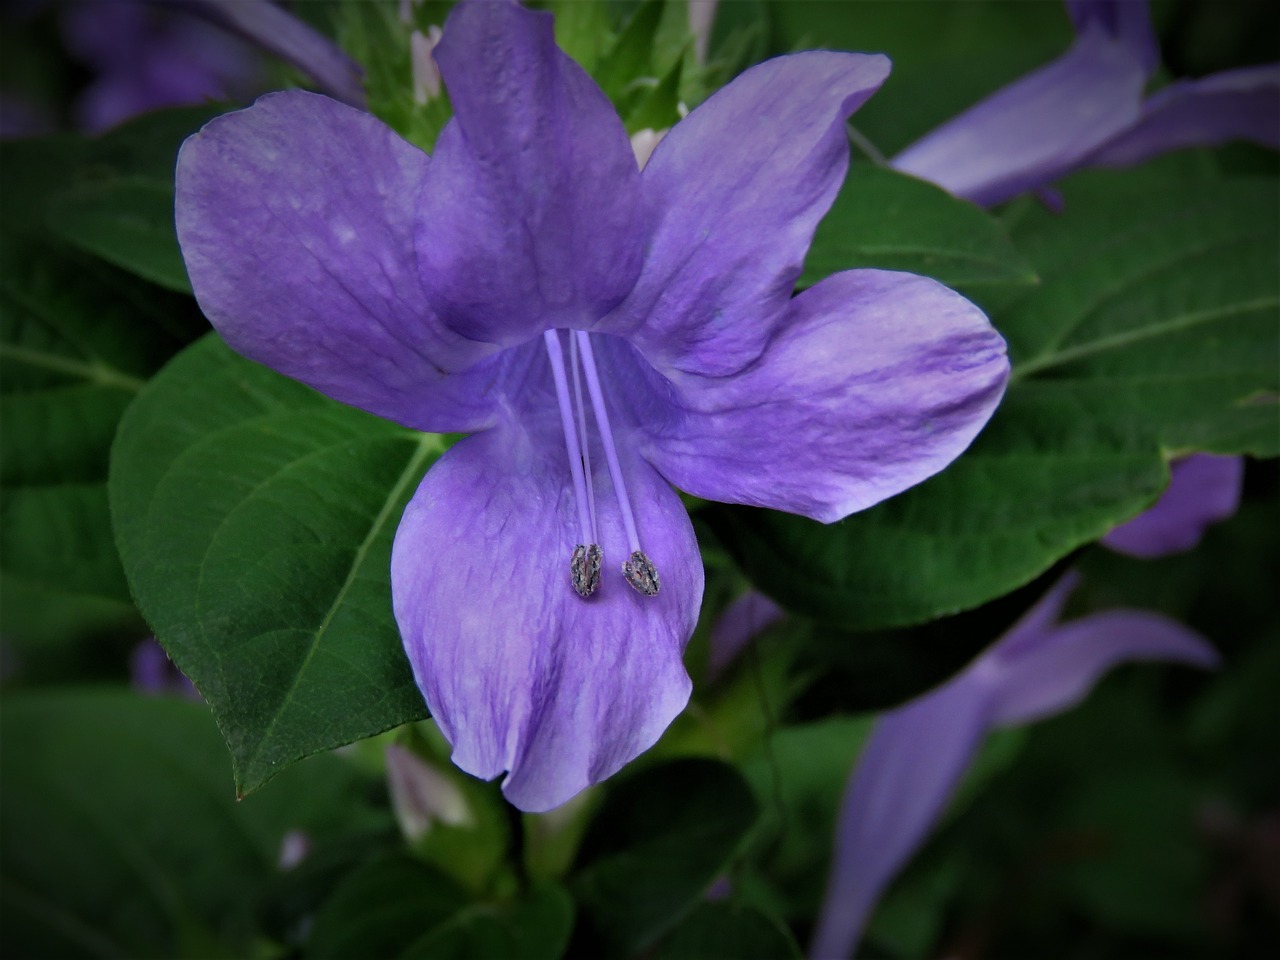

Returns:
622,551,660,596
571,543,603,598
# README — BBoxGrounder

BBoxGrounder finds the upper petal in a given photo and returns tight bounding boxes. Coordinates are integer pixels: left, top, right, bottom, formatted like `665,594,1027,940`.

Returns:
416,0,647,343
1087,64,1280,168
176,90,503,433
1101,453,1245,558
635,270,1009,523
601,51,891,375
891,24,1147,207
391,399,702,813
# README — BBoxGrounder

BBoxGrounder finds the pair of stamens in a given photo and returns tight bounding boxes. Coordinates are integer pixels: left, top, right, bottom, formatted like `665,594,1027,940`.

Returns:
543,329,660,600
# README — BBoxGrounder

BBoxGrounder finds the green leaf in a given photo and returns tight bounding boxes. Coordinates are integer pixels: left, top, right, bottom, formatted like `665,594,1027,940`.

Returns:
403,884,574,959
306,856,573,960
654,902,802,959
594,0,667,108
50,179,190,293
0,689,390,960
712,175,1279,628
109,333,449,794
42,106,226,293
802,165,1037,300
571,757,760,956
1,244,204,618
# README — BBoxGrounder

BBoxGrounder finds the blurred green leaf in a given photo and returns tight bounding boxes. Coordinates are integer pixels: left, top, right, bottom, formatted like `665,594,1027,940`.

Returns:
571,757,760,956
0,244,203,634
712,175,1279,628
307,855,573,960
653,901,802,959
0,689,389,960
110,334,447,795
803,164,1037,300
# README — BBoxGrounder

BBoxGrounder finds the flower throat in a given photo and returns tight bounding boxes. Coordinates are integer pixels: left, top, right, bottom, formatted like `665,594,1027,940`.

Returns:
543,329,659,600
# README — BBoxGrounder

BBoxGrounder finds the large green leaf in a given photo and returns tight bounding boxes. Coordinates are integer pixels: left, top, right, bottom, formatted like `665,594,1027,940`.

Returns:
0,244,204,620
110,334,448,794
0,689,390,960
711,174,1279,628
802,164,1036,300
571,757,761,956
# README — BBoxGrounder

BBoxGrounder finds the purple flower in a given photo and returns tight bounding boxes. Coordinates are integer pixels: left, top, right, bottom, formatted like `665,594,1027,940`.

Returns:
175,0,1009,811
1102,453,1245,558
62,0,363,133
892,0,1279,207
707,590,785,681
809,573,1219,959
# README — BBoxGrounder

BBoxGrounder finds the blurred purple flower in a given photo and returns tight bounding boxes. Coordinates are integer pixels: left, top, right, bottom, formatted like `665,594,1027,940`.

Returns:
63,0,362,133
892,0,1279,207
809,573,1219,959
129,637,200,700
707,590,785,681
175,0,1009,811
1103,453,1245,558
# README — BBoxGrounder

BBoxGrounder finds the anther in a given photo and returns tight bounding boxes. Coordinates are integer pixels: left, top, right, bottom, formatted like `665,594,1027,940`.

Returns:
571,543,603,598
622,550,660,596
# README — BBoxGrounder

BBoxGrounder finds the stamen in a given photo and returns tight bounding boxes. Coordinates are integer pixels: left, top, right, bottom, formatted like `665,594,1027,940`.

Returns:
574,331,660,597
542,330,601,597
568,332,598,541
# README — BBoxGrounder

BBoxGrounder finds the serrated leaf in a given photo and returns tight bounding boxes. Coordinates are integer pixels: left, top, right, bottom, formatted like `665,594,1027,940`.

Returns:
712,175,1279,628
110,334,449,794
802,164,1037,299
571,757,760,956
0,690,389,960
0,244,204,614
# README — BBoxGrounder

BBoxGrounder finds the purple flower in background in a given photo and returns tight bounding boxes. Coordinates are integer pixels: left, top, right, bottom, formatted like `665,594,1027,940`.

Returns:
1103,453,1245,558
130,637,201,700
176,0,1009,811
809,573,1219,959
892,0,1280,207
62,0,363,132
707,590,785,681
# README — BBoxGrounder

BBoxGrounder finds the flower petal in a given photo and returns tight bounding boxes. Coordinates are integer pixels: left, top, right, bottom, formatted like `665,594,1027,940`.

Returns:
417,0,647,344
707,590,785,680
182,0,367,108
812,574,1217,959
391,407,702,813
809,679,990,960
1088,64,1280,168
988,609,1219,727
602,51,891,375
891,24,1147,207
1066,0,1160,76
636,270,1009,523
176,90,503,433
1101,454,1245,558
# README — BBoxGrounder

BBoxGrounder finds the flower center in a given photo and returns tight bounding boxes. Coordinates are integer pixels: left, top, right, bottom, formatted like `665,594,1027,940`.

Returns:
542,329,660,600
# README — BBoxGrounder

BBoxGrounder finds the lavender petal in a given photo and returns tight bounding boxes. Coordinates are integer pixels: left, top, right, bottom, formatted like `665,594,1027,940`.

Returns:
176,90,504,433
892,24,1147,207
602,50,891,375
391,414,702,813
1102,453,1246,558
638,270,1008,523
1088,64,1280,168
417,0,647,345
